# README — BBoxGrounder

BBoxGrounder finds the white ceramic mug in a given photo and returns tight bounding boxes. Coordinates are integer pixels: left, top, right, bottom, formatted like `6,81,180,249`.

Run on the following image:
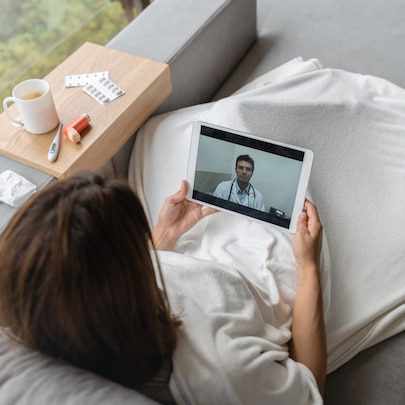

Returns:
3,79,59,134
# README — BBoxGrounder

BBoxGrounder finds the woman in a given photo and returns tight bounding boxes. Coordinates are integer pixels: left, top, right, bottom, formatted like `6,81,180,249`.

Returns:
0,171,325,404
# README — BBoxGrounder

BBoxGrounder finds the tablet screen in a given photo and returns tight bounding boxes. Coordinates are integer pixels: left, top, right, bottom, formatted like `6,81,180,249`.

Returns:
186,121,314,233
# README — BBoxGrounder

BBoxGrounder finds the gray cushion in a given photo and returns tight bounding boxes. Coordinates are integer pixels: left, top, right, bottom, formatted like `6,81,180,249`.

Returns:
325,331,405,404
107,0,257,177
108,0,256,114
0,329,158,404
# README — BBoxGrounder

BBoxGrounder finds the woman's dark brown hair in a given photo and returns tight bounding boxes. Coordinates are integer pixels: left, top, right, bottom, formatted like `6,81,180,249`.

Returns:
0,171,178,388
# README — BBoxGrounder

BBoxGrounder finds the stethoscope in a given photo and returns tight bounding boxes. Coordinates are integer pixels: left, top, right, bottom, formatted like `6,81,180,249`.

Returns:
227,179,256,202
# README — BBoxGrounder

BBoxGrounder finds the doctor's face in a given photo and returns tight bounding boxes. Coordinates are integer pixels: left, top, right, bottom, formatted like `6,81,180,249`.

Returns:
235,160,253,185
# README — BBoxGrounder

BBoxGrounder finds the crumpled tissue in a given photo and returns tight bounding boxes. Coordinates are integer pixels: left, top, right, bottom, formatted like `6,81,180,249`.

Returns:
0,170,37,207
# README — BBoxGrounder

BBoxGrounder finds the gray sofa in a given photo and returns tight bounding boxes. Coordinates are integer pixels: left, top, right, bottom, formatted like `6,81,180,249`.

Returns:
1,0,404,403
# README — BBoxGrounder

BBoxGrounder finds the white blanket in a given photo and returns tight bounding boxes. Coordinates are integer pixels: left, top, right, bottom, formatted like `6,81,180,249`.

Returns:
156,251,322,404
129,59,405,372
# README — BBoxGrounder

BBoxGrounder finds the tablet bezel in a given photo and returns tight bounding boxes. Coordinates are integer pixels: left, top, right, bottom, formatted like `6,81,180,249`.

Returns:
186,121,314,233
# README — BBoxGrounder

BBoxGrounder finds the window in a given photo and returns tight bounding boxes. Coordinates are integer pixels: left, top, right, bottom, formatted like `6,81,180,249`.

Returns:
0,0,149,111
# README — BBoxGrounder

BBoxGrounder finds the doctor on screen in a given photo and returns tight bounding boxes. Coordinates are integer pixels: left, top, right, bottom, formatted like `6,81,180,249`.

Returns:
213,154,265,211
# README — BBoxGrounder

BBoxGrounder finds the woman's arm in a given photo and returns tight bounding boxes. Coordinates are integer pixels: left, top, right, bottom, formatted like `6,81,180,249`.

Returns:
290,200,326,396
151,180,217,251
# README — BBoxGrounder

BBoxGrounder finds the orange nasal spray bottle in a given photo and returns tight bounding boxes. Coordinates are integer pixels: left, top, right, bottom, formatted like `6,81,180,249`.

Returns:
62,113,91,143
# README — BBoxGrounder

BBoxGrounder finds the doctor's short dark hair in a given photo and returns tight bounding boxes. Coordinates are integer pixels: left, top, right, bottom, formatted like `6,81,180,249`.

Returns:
235,154,255,172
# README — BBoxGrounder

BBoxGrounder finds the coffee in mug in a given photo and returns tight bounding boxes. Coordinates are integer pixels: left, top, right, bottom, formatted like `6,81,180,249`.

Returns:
22,91,44,101
3,79,59,134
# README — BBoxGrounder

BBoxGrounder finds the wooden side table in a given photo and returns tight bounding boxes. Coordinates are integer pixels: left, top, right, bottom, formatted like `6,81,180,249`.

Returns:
0,42,171,178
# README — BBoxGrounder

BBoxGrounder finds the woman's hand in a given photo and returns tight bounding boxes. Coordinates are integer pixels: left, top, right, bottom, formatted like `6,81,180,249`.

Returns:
151,180,217,251
292,199,323,276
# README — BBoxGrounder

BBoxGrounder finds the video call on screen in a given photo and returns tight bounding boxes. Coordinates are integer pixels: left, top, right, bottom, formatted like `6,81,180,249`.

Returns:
192,125,305,228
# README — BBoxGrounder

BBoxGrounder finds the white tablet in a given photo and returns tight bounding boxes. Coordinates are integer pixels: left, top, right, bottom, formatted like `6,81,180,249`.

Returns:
186,121,314,233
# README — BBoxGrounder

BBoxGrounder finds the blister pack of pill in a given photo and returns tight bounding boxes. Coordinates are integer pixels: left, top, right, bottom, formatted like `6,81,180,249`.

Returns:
83,77,125,105
64,71,109,87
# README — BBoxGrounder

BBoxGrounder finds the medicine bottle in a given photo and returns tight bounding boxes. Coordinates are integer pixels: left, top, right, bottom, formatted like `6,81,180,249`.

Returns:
62,113,91,143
